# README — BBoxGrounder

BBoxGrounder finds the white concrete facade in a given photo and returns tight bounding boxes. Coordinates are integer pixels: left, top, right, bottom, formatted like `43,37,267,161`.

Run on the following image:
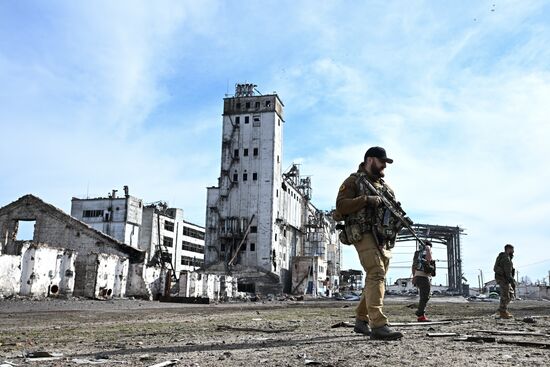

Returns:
205,85,342,295
72,193,205,276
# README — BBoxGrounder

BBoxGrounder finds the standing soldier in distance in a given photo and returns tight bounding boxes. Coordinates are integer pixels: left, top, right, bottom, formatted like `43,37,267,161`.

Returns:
335,146,403,340
493,244,516,319
412,241,434,322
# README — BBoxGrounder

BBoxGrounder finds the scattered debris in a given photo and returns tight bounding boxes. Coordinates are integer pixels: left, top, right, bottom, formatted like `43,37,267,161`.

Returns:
147,360,180,367
331,321,354,328
216,325,298,333
454,336,496,343
472,330,549,337
522,317,537,324
24,351,63,362
305,359,322,365
427,332,459,337
390,321,452,327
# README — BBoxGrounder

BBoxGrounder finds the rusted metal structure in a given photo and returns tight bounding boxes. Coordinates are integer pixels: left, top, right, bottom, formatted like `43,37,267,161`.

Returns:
397,223,465,291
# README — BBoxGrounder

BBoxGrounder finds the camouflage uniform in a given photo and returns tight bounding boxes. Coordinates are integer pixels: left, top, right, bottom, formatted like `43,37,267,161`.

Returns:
336,163,396,328
494,251,515,313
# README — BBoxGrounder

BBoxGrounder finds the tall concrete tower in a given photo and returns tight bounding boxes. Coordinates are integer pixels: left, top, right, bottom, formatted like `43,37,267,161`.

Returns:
205,84,291,294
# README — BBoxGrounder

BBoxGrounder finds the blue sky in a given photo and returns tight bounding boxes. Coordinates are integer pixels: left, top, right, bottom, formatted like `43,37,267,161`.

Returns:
2,1,550,287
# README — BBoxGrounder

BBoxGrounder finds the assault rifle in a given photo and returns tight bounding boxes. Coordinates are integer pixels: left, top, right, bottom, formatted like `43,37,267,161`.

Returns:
358,175,428,247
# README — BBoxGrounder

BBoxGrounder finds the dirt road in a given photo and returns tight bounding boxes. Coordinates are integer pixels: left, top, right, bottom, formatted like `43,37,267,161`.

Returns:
1,297,549,366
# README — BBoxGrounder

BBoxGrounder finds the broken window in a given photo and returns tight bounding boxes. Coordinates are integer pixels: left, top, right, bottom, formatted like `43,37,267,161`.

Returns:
15,220,36,241
233,173,238,182
245,102,250,108
236,102,241,109
238,283,255,293
265,100,271,107
244,148,248,156
183,227,205,240
235,116,240,124
182,240,204,254
253,147,258,156
83,210,103,217
255,101,260,108
234,149,239,157
252,172,257,180
163,236,174,247
164,221,174,232
250,226,257,233
245,116,249,124
243,173,248,181
249,243,255,251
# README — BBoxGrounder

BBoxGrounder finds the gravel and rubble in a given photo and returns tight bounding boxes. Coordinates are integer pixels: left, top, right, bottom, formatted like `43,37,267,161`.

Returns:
1,296,549,366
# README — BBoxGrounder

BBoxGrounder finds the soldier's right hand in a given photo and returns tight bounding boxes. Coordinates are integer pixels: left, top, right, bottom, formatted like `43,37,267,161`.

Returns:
365,195,381,207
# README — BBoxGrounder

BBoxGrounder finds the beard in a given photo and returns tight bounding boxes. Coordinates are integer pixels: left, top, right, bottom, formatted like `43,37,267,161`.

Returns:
371,164,385,178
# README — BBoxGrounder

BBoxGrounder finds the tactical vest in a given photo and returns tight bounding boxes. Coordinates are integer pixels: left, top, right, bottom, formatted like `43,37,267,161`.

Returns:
340,172,403,249
413,247,436,276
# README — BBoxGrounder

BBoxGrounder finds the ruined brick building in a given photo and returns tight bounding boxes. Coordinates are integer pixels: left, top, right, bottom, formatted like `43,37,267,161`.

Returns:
0,195,149,299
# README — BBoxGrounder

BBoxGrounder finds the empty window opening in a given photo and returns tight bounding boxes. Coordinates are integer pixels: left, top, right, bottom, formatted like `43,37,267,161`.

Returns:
83,210,103,217
245,102,251,108
236,102,241,109
16,220,36,241
253,147,258,156
265,100,271,107
233,173,238,181
255,101,260,108
244,148,249,156
253,172,257,180
234,149,239,157
253,115,260,122
245,116,250,124
163,236,174,248
243,173,248,181
235,116,240,124
249,243,255,251
164,221,175,232
250,226,257,233
238,282,255,293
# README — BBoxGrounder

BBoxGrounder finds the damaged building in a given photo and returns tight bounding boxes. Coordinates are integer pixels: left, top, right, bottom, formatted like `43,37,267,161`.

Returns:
71,189,205,276
0,194,158,299
204,84,342,296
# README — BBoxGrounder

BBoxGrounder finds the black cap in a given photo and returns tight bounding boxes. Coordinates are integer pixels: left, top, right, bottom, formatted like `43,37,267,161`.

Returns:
364,146,393,163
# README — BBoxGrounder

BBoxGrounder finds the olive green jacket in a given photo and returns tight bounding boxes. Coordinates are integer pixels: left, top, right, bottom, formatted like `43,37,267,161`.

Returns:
493,252,514,283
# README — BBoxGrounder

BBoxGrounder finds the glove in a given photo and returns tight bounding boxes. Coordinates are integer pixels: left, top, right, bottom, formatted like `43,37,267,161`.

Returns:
365,195,381,207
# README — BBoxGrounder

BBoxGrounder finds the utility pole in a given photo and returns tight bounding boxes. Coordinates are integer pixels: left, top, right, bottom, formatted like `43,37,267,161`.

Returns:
478,269,484,294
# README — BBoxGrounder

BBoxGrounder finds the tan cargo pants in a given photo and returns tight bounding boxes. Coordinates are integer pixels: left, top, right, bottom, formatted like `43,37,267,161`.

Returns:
354,232,390,328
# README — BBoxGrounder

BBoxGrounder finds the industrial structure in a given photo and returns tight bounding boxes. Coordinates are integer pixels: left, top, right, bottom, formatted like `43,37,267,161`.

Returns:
397,223,465,292
204,84,342,295
71,187,205,275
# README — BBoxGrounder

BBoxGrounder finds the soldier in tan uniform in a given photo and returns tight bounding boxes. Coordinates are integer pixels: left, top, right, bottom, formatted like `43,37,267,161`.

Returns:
336,146,403,340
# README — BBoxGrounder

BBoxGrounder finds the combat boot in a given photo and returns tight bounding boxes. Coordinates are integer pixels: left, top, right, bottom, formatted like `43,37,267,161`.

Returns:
499,311,513,319
353,319,371,336
370,325,403,340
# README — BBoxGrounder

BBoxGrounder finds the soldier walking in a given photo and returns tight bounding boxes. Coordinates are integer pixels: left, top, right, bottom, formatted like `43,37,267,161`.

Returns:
335,146,403,340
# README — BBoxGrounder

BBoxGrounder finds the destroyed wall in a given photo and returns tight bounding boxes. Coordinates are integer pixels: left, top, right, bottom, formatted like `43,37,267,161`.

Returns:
0,242,76,298
178,272,237,301
291,256,326,296
0,195,146,299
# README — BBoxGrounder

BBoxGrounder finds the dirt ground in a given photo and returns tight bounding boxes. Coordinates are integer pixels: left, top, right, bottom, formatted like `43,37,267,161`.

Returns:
1,296,549,367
